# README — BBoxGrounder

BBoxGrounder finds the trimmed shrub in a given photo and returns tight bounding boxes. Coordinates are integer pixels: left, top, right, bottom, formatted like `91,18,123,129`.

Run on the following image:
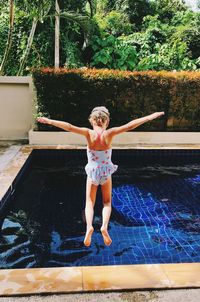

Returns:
32,68,200,131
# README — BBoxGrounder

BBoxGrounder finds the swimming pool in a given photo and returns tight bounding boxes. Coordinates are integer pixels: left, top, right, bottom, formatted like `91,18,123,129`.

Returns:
0,149,200,269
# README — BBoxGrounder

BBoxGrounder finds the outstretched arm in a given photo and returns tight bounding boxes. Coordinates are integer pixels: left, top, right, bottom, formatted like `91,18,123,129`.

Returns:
37,117,89,136
107,112,165,137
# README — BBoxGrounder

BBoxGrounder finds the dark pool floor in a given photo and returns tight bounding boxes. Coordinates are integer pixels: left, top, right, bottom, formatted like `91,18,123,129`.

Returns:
0,150,200,268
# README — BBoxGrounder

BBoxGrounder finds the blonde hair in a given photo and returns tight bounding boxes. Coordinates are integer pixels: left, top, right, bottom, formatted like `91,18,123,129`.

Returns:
89,106,110,126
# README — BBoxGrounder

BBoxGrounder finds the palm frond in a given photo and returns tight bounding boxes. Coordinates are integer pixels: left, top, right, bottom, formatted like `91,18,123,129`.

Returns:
60,11,92,49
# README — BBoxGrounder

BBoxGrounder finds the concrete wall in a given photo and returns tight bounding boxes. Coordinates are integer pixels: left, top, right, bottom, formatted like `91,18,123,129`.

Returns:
0,76,34,140
29,129,200,145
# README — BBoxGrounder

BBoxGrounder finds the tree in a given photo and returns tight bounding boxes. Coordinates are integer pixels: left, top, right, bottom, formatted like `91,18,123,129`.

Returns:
17,0,53,75
94,10,133,37
0,0,199,74
0,0,14,75
151,0,187,22
18,0,95,73
55,0,60,67
126,0,153,28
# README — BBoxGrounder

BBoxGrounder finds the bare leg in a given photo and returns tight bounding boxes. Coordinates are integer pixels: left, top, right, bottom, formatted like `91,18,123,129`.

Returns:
100,177,112,246
84,177,98,247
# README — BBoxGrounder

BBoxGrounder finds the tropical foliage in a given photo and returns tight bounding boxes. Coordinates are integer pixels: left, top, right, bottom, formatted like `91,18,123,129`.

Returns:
0,0,200,75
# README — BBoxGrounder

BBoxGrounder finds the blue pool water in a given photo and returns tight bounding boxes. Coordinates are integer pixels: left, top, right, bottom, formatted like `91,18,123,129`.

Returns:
0,149,200,268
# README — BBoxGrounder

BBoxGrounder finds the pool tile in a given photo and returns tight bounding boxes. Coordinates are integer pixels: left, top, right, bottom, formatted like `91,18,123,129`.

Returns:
0,267,83,295
82,264,170,291
161,263,200,288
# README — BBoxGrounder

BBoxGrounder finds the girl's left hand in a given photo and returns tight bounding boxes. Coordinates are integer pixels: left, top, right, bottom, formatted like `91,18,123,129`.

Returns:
148,112,165,121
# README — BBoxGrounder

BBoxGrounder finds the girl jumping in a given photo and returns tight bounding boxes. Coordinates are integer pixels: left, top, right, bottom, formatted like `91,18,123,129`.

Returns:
37,107,164,247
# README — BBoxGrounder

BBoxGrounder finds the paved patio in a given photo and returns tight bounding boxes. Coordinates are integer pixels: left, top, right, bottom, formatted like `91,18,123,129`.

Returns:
0,289,200,302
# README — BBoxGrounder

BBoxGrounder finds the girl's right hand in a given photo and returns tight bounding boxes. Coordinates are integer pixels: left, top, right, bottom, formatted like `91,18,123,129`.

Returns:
37,117,51,124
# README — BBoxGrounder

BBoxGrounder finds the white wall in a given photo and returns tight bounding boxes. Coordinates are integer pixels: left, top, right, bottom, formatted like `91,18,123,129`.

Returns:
0,77,34,140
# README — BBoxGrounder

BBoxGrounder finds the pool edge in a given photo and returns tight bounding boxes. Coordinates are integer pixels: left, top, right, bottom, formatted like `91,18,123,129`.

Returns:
0,263,200,295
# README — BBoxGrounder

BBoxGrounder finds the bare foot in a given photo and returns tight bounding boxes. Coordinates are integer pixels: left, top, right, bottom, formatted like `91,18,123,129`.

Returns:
101,227,112,246
84,226,94,247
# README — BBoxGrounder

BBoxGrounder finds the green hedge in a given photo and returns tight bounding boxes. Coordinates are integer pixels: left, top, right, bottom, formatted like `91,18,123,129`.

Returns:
32,68,200,131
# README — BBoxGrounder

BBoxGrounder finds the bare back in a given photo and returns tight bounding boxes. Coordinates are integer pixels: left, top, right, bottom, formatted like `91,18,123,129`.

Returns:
87,129,112,151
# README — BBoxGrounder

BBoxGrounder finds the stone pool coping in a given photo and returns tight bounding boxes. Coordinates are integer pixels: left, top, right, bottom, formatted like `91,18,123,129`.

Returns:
0,144,200,295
